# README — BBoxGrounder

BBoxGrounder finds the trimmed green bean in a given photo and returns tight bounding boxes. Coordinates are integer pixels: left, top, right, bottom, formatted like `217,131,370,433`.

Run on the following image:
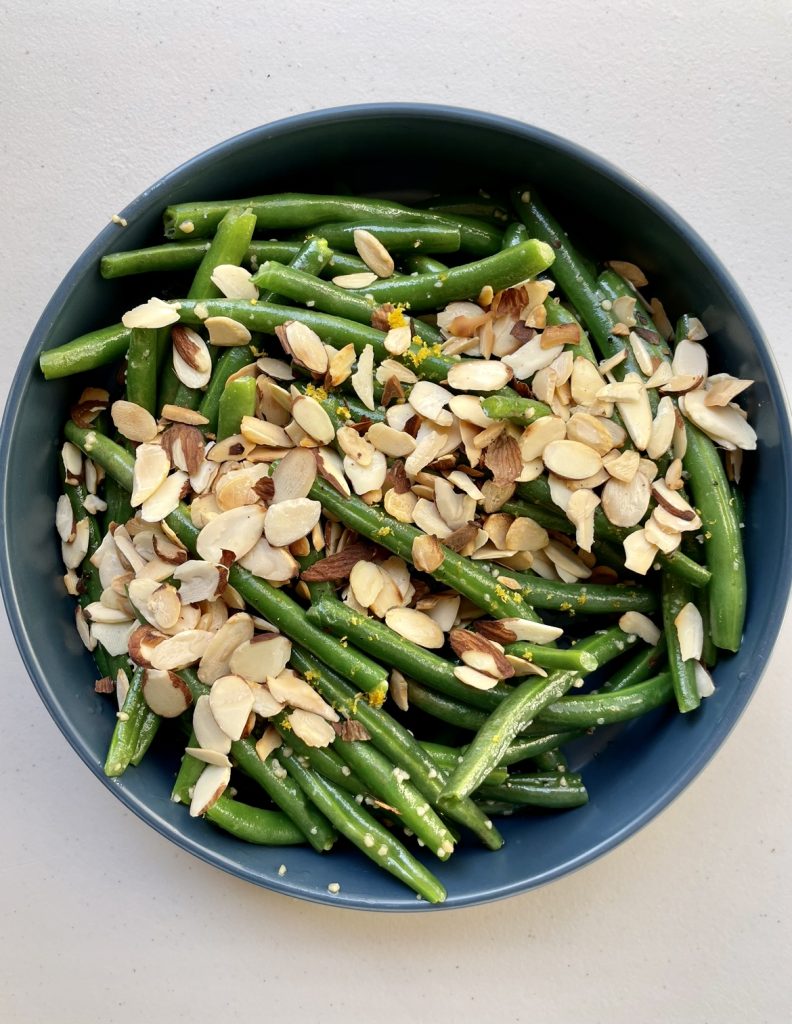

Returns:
504,641,598,673
661,572,700,713
480,392,552,424
271,712,366,797
259,237,332,306
197,346,254,432
304,221,461,253
407,680,486,731
216,376,257,441
418,742,509,786
40,323,130,380
477,772,588,809
535,672,674,729
125,327,159,414
130,710,160,766
171,730,206,804
104,668,149,777
603,635,668,693
497,732,579,768
205,795,306,845
401,255,448,274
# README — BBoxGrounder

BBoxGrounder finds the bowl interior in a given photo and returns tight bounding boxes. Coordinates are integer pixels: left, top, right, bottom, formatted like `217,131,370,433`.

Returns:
2,105,790,910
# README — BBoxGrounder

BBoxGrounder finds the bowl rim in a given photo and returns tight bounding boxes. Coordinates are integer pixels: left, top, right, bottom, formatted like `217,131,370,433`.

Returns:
2,102,791,912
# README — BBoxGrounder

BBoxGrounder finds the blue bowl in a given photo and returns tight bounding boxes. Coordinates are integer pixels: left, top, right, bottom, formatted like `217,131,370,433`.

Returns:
2,104,790,911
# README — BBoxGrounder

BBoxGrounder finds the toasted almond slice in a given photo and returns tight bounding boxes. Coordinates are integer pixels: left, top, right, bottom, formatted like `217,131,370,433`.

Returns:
172,326,212,389
619,611,661,645
453,665,500,690
239,417,292,448
412,534,445,573
503,516,547,553
433,478,474,531
192,694,232,754
645,395,676,461
208,673,255,740
385,606,444,649
623,529,658,575
90,619,136,656
194,504,265,563
446,360,513,392
288,708,337,747
264,498,321,547
332,271,379,289
601,471,651,528
246,681,285,719
504,654,548,677
142,668,193,716
659,374,704,395
404,430,446,478
376,358,418,386
565,412,613,456
320,345,353,390
255,726,282,762
111,400,158,443
673,338,708,378
644,361,673,389
644,513,682,554
611,295,637,327
75,607,96,650
597,380,643,402
544,540,592,582
409,381,454,426
384,325,412,355
148,629,213,671
366,422,416,458
210,264,258,300
704,375,752,407
518,416,566,462
184,747,232,768
412,498,453,539
198,612,254,684
336,425,375,465
350,344,375,410
84,600,135,625
607,260,648,287
268,669,339,721
315,447,350,497
172,560,220,604
616,372,653,450
353,229,394,277
61,516,90,569
61,441,83,481
542,439,602,480
566,489,600,553
450,394,492,428
499,617,563,644
502,336,562,379
131,443,170,506
682,390,757,450
280,321,328,375
602,448,641,483
598,349,627,376
349,560,385,609
254,356,293,381
384,488,418,523
291,394,335,445
675,602,704,661
239,536,298,582
343,450,387,496
571,356,608,406
205,315,252,347
122,297,180,329
189,762,231,817
229,633,291,683
651,479,697,521
161,404,210,426
695,662,715,697
267,447,316,504
628,331,655,376
652,504,700,534
368,568,404,617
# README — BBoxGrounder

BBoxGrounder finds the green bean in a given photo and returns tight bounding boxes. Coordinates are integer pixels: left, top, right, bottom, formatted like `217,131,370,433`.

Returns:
477,772,588,809
532,747,568,772
596,270,671,362
418,742,509,786
501,222,528,248
697,586,718,668
259,236,332,306
171,730,206,804
280,753,446,902
401,255,448,274
424,196,510,222
331,735,456,860
196,346,254,432
125,327,159,415
480,392,552,423
271,712,366,797
661,572,700,713
178,670,336,852
682,422,746,651
306,596,511,711
507,570,658,615
204,795,306,845
303,221,462,253
534,672,674,729
104,668,149,777
163,192,502,256
603,634,668,693
407,680,486,731
40,323,130,380
130,711,161,766
504,641,598,673
497,732,579,768
441,670,579,801
216,376,257,441
289,646,502,850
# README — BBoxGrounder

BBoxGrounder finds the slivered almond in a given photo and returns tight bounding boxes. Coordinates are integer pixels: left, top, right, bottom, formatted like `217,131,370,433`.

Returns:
601,471,651,528
193,694,232,754
622,530,658,575
446,360,512,392
142,668,192,717
264,498,321,547
332,271,378,289
205,315,252,347
210,264,258,300
198,612,254,685
121,297,180,329
704,375,753,408
288,708,337,747
412,534,444,573
209,673,255,740
453,665,501,690
385,607,444,649
268,670,338,721
682,390,757,450
255,726,282,761
675,602,704,661
353,229,394,277
351,344,375,410
279,321,328,375
189,762,231,817
542,439,602,480
607,260,648,287
111,400,158,443
230,634,291,683
619,611,661,645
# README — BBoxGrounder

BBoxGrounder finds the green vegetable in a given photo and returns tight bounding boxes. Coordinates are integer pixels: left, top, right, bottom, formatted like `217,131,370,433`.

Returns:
661,572,700,713
205,795,306,845
477,772,588,809
259,236,332,305
303,220,461,253
104,668,149,777
197,346,254,432
216,376,257,441
125,327,159,415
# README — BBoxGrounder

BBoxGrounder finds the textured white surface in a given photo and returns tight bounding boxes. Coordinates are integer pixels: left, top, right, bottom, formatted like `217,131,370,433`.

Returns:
1,2,791,1021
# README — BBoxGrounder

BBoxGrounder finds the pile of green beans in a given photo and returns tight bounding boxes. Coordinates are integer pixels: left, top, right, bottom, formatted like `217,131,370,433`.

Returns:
45,184,750,904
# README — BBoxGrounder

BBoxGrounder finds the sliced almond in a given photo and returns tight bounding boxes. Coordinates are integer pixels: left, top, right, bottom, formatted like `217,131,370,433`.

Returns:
148,630,213,671
349,560,385,609
502,336,562,379
409,381,454,426
142,668,192,717
673,338,708,379
602,448,641,483
239,417,292,448
161,404,210,426
644,514,681,554
246,681,285,719
384,487,418,523
332,271,379,289
566,488,600,552
659,374,704,395
695,662,715,698
315,447,350,497
343,450,387,496
61,516,90,569
616,372,653,450
268,446,317,504
195,504,266,563
571,357,608,407
172,326,212,389
229,634,291,683
646,395,677,461
404,431,446,477
351,344,375,410
385,607,444,649
323,343,355,387
542,439,602,480
129,443,169,507
208,673,255,740
198,612,254,685
193,694,232,754
121,297,179,330
681,390,757,450
607,260,648,288
376,359,417,386
384,326,412,356
704,375,752,408
518,416,566,462
366,422,416,458
498,617,562,644
623,529,658,575
565,412,614,456
453,665,500,690
601,471,651,528
675,602,704,661
279,321,328,375
268,669,338,721
205,315,252,347
412,534,445,573
598,349,628,376
110,400,158,443
645,360,674,389
446,360,512,392
652,504,700,534
210,264,258,300
184,747,232,768
189,762,231,817
337,425,375,465
291,394,335,445
239,537,299,583
619,611,661,645
264,498,321,547
172,560,221,604
255,726,282,761
353,229,394,278
288,708,337,747
611,295,637,327
651,480,697,522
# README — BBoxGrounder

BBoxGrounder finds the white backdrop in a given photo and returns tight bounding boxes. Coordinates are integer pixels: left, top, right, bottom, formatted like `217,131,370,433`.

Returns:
1,2,790,1021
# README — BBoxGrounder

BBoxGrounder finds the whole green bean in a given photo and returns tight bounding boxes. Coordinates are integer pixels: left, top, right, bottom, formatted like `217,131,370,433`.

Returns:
418,742,509,786
603,634,668,693
197,346,254,432
125,327,159,414
216,376,257,441
130,711,161,766
304,221,461,253
40,323,130,380
104,667,149,777
205,795,306,845
401,255,448,274
534,672,674,729
259,236,332,306
407,680,486,731
661,572,700,713
477,772,588,809
497,732,579,768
